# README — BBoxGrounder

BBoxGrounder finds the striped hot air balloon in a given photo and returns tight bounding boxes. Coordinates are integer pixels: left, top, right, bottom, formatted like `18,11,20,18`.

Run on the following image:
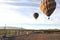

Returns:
40,0,56,19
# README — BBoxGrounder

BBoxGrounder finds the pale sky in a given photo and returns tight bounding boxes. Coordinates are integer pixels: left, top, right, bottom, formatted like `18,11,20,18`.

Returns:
0,0,60,29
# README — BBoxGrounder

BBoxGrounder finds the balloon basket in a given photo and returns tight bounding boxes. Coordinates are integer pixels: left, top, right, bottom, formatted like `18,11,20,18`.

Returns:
48,17,50,20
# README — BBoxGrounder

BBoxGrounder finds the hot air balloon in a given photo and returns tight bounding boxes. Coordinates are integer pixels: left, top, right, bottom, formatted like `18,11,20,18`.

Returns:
40,0,56,19
33,13,39,19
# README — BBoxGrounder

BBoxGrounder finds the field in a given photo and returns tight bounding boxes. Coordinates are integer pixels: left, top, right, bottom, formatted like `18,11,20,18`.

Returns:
0,29,60,40
18,33,60,40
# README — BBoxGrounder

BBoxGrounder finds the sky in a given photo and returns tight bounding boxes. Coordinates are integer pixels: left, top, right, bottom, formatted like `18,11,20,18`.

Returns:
0,0,60,29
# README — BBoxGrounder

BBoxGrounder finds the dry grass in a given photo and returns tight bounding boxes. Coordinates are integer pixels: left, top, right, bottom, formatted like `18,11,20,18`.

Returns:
17,33,60,40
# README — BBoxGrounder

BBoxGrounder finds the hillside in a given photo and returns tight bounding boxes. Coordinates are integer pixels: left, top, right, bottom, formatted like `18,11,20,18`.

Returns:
0,26,26,30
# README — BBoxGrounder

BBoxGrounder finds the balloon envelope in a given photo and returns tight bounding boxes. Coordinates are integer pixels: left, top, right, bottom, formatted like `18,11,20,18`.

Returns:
40,0,56,19
33,13,39,19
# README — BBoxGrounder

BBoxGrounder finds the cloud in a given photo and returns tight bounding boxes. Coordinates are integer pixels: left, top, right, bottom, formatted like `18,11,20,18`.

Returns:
0,0,60,29
0,1,60,25
0,4,32,24
0,3,42,24
0,0,41,4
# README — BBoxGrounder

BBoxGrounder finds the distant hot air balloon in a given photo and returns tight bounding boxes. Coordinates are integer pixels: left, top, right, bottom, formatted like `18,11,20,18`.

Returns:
40,0,56,19
33,13,39,19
